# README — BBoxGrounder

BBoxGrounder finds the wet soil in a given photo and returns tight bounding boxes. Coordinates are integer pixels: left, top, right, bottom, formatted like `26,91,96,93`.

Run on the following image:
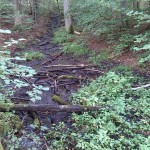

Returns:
10,17,107,149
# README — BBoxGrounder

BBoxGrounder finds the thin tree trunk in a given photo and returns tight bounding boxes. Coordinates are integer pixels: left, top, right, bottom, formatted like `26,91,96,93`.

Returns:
32,0,38,22
56,0,61,26
63,0,74,33
13,0,22,25
133,0,140,11
120,0,127,28
28,0,33,15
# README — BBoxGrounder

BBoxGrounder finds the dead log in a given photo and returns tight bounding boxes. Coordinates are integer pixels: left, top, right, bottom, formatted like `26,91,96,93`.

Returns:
0,103,111,112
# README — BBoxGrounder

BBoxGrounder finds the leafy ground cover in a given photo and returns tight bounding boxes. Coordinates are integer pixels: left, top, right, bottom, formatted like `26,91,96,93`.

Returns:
46,71,150,150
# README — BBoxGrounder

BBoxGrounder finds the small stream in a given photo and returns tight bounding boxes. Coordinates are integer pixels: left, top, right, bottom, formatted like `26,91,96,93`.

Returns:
11,15,92,149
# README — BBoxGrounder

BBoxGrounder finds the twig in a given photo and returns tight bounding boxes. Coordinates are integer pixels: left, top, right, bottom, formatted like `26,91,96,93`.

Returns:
83,69,104,73
132,83,150,90
11,97,30,101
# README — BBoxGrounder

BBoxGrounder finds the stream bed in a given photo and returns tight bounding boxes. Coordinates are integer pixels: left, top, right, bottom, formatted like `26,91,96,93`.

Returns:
10,16,103,149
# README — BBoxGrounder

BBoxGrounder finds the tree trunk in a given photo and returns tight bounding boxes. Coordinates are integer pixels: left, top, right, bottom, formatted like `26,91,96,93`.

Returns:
0,103,111,112
32,0,38,22
56,0,61,26
63,0,74,33
13,0,22,25
133,0,140,11
120,0,127,28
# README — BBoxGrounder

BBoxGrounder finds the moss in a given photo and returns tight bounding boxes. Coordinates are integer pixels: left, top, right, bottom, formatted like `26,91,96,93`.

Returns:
33,112,40,127
58,75,74,80
23,51,45,61
52,95,68,105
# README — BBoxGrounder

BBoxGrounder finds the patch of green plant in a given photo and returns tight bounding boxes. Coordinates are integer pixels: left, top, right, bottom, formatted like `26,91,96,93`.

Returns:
114,33,134,54
110,65,132,76
45,122,70,150
88,50,109,64
0,100,22,149
12,25,29,32
0,50,48,102
63,42,88,56
44,72,150,149
53,27,73,44
53,28,89,56
0,49,50,148
133,30,150,63
0,111,22,150
53,27,87,45
23,51,45,61
0,0,13,25
0,111,21,136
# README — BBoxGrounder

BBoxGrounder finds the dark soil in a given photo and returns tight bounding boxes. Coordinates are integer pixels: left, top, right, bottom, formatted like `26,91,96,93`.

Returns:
10,16,106,149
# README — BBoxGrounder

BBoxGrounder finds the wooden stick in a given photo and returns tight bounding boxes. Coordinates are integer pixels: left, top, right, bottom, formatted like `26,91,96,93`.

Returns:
0,103,111,112
132,83,150,90
44,64,97,68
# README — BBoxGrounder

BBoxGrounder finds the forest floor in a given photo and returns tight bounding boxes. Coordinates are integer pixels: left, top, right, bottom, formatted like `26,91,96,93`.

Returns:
0,16,150,149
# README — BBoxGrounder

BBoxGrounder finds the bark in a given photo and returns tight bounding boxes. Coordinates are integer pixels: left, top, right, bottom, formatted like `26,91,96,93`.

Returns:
63,0,74,33
32,0,38,21
0,103,111,112
120,0,127,28
13,0,22,25
56,0,61,26
133,0,140,11
28,0,33,15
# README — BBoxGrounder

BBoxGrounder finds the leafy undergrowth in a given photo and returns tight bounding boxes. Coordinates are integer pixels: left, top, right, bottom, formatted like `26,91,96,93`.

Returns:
0,49,49,149
53,27,88,56
53,27,150,71
46,71,150,150
17,51,45,61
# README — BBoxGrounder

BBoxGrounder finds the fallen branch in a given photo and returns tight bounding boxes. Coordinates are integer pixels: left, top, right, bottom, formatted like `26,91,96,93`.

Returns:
11,97,30,102
44,64,97,68
39,40,49,46
132,83,150,90
0,103,111,112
